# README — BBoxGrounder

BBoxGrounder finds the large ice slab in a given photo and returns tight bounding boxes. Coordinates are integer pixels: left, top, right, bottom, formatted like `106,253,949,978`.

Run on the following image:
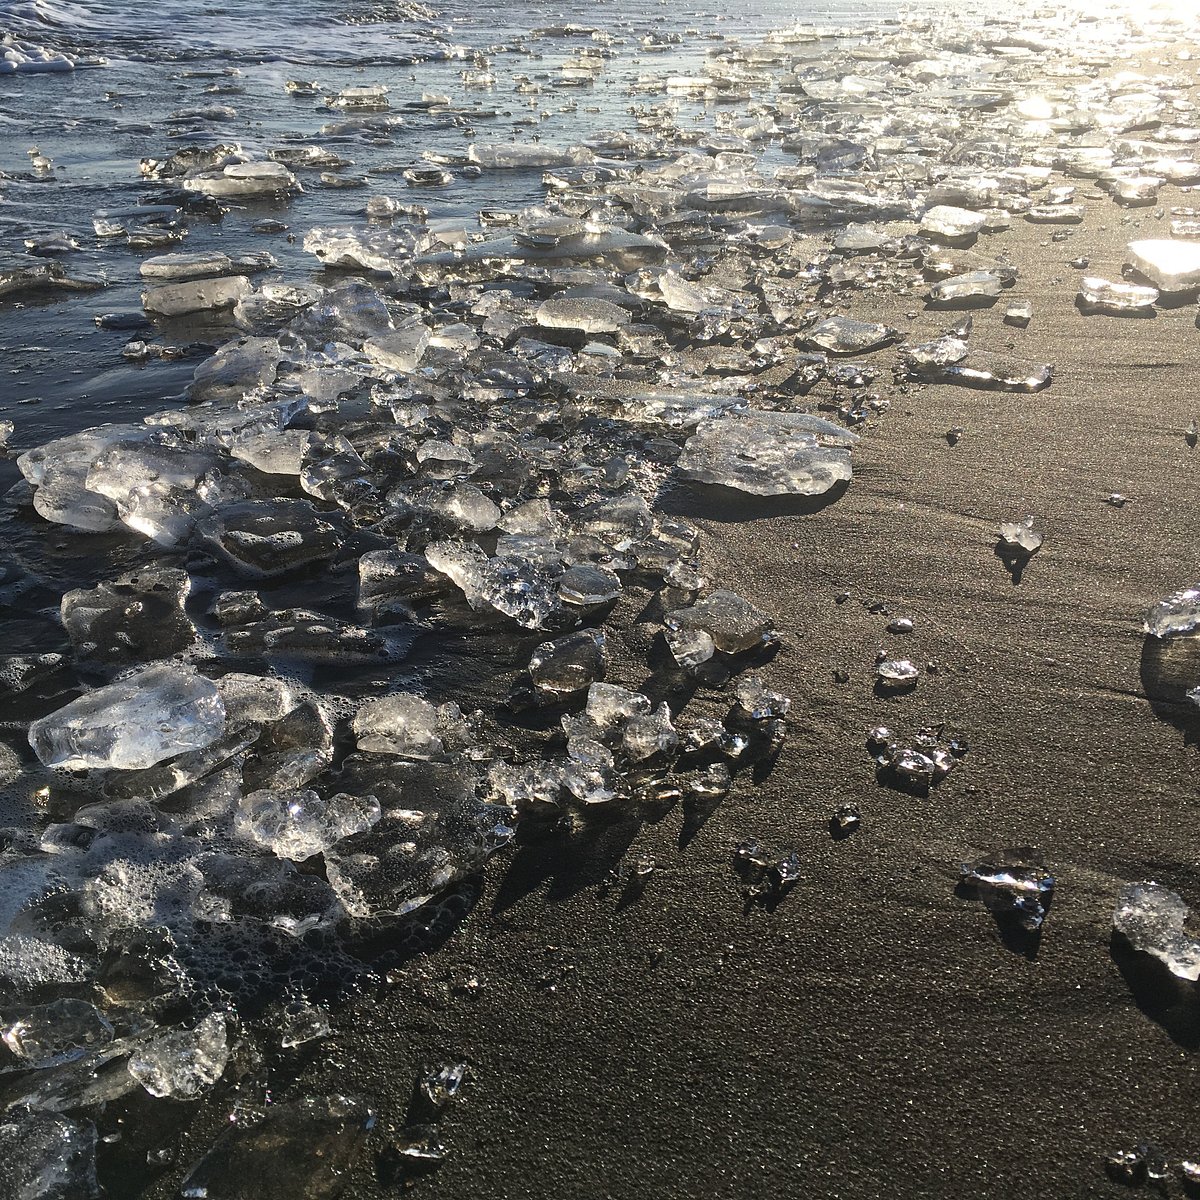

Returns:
1125,239,1200,291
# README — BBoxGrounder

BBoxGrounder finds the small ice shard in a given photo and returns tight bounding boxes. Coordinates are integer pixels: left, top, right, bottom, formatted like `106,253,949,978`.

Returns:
179,1096,374,1200
29,663,226,771
1003,300,1033,326
920,205,986,241
1106,1145,1168,1186
887,618,914,634
1113,881,1200,980
831,804,860,836
2,999,114,1068
1126,239,1200,291
677,410,857,497
1143,587,1200,638
142,274,252,317
734,675,790,719
236,789,381,860
621,703,678,762
959,848,1054,931
901,333,969,374
998,515,1043,555
0,1111,99,1200
1077,276,1159,312
280,1002,331,1049
529,631,607,697
392,1124,448,1163
805,315,900,354
363,320,431,373
129,1012,228,1099
420,1063,468,1114
666,589,773,655
664,626,716,670
875,659,919,689
928,271,1002,303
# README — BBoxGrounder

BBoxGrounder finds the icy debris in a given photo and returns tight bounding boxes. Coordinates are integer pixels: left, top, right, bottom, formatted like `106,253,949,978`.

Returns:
1143,588,1200,638
1114,881,1200,980
536,297,630,334
420,1063,468,1114
666,590,773,656
183,160,297,199
998,516,1043,556
129,1012,228,1099
959,849,1054,932
352,693,459,759
280,1001,331,1049
139,250,274,282
920,205,986,241
2,999,115,1068
868,725,965,790
678,411,856,497
29,663,226,771
1126,239,1200,291
198,501,343,578
0,1111,99,1200
529,631,607,697
468,142,593,169
1004,300,1033,327
734,675,790,719
61,567,195,662
732,839,800,901
179,1095,374,1200
831,804,860,836
1107,1143,1170,1187
806,316,900,355
928,271,1002,304
1077,276,1159,312
237,789,381,859
142,274,252,317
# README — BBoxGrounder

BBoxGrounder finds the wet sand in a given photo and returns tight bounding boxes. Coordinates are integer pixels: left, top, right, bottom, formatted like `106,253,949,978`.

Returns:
114,41,1200,1200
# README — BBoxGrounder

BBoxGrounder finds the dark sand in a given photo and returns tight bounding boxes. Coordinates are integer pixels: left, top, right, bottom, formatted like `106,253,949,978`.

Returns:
133,53,1200,1200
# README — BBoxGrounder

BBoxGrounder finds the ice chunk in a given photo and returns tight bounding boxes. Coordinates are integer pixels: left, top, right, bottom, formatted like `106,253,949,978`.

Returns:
1144,587,1200,638
678,410,856,497
998,515,1043,555
559,563,621,606
2,999,114,1068
0,1111,98,1200
179,1096,374,1200
876,659,919,689
183,160,297,198
1004,300,1033,326
192,336,283,401
468,142,593,168
621,703,677,762
1126,239,1200,292
1078,276,1158,312
959,849,1054,931
61,567,195,662
529,631,607,697
129,1013,228,1098
142,274,252,317
364,319,431,374
236,789,381,859
198,500,343,577
928,355,1052,393
666,589,773,655
928,271,1002,303
536,297,630,334
920,205,986,241
806,316,899,354
353,693,451,759
29,663,226,771
1114,881,1200,980
139,250,273,282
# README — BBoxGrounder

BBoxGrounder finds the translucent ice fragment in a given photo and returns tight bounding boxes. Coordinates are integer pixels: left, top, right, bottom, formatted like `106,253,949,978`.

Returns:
197,500,342,577
2,999,114,1068
142,274,252,317
876,659,919,689
559,563,621,606
998,515,1043,555
666,589,773,655
529,630,607,697
678,410,856,497
29,663,226,771
920,205,986,241
735,675,791,719
237,789,381,859
536,297,630,334
959,848,1054,931
1114,881,1200,980
178,1095,373,1200
129,1013,228,1099
1126,239,1200,291
353,693,452,759
806,316,899,354
1144,587,1200,638
0,1111,98,1200
928,271,1002,303
1077,276,1158,311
